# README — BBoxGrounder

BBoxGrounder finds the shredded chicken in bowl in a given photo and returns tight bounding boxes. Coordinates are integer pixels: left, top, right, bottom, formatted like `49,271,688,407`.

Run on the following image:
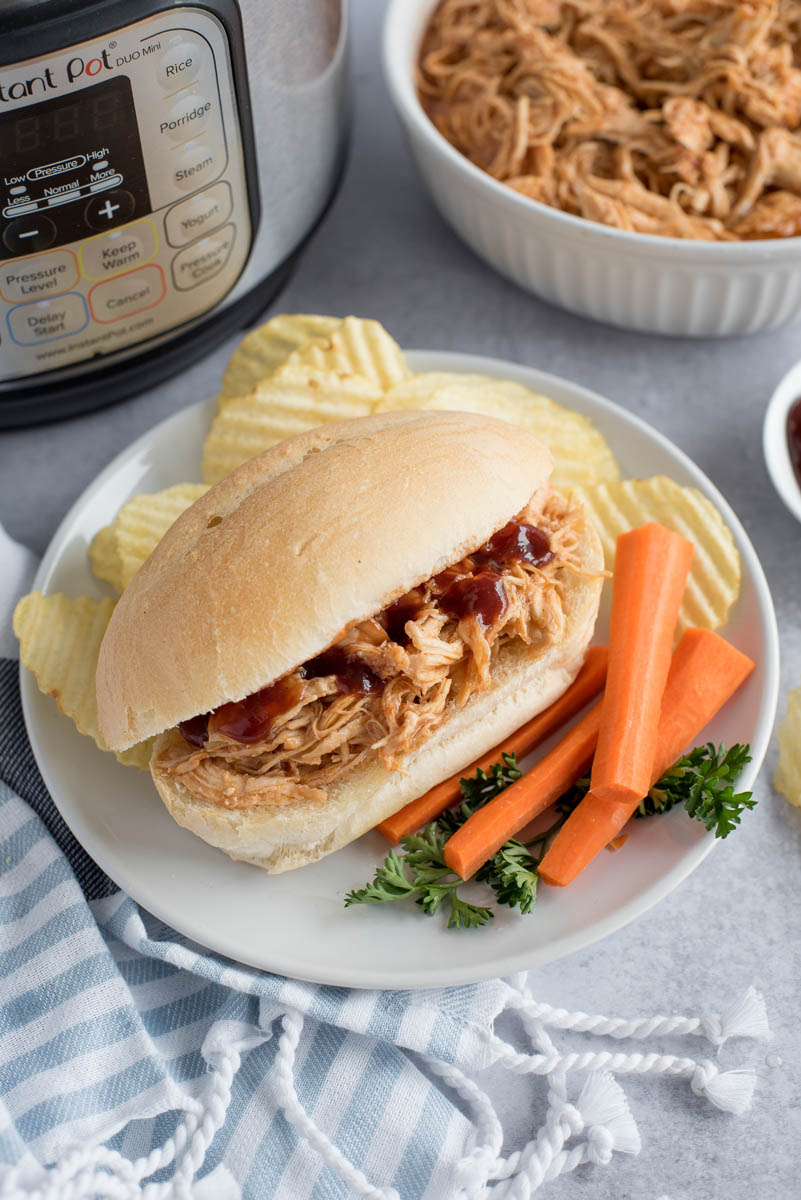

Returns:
418,0,801,240
153,491,589,809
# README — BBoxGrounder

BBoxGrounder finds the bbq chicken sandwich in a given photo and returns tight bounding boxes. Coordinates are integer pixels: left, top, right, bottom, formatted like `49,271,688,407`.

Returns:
96,410,604,872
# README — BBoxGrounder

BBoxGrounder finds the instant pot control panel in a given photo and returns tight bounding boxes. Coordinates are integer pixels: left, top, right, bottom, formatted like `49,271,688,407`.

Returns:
0,6,253,383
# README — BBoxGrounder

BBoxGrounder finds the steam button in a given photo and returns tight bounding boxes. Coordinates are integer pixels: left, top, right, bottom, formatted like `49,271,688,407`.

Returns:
171,142,220,192
157,39,203,91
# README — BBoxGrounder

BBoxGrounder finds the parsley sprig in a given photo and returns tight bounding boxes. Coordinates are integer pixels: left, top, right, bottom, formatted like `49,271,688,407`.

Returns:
345,743,754,928
344,753,564,928
558,743,755,838
636,743,754,836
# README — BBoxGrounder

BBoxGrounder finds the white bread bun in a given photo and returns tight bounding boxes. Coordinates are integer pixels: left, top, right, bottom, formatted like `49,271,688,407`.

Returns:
97,410,552,750
150,504,603,872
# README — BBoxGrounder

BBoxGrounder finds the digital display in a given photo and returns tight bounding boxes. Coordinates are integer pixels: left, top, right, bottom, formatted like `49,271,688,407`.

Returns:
10,86,129,155
0,76,151,261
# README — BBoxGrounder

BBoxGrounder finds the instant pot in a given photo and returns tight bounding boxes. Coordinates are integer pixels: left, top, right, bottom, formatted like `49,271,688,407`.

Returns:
0,0,349,426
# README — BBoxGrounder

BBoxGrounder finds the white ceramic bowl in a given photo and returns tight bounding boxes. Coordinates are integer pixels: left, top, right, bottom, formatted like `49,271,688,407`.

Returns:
764,358,801,524
383,0,801,338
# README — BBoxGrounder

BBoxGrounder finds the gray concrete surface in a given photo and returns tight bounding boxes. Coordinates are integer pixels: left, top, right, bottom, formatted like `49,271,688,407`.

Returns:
1,2,798,1195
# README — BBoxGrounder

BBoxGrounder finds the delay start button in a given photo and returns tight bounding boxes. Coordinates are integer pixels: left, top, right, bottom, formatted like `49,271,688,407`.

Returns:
89,264,166,323
7,293,88,344
165,182,232,247
171,224,236,290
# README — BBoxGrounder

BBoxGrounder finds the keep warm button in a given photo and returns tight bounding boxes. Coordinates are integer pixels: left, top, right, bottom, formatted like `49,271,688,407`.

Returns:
171,224,235,291
89,264,166,323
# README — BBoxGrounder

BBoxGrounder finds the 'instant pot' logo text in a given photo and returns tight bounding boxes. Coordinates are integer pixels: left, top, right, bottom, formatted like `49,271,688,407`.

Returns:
0,43,158,102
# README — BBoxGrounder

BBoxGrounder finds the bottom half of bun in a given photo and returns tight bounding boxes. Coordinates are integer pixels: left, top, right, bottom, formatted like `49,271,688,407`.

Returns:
149,531,603,874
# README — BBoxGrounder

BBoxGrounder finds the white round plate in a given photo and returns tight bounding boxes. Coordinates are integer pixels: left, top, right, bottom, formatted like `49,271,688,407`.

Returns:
22,352,779,988
763,357,801,525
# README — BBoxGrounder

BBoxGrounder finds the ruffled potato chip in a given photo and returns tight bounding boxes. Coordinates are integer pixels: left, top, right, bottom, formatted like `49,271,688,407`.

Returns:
89,483,207,593
202,377,377,484
115,483,208,589
376,372,620,490
572,476,741,635
13,591,152,769
218,313,340,406
774,685,801,809
274,316,411,391
88,524,125,593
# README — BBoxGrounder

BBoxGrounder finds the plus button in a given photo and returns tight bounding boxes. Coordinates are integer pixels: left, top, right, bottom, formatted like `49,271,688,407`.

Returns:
84,190,135,231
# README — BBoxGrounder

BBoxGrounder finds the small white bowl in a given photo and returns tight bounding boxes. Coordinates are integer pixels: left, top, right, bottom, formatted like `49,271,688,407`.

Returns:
764,359,801,524
383,0,801,338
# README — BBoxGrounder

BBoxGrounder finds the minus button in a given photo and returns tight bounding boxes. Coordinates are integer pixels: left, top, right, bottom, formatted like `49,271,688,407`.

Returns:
2,213,57,254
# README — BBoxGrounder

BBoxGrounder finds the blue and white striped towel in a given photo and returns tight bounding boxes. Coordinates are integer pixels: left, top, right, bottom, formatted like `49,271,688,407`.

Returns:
0,528,771,1199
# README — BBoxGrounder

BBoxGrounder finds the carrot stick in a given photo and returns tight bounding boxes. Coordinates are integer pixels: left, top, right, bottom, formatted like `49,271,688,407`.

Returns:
376,646,608,843
538,628,755,888
442,702,602,881
590,523,693,806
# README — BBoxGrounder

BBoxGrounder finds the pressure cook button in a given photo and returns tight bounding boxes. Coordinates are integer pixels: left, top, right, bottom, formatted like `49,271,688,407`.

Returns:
84,190,136,231
3,214,57,255
7,293,88,344
165,181,232,247
80,221,157,279
1,249,78,303
157,39,203,91
88,264,166,323
171,224,235,290
160,93,214,142
171,142,220,192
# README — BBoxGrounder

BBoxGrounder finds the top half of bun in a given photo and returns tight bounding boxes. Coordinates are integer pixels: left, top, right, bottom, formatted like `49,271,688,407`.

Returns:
96,409,554,751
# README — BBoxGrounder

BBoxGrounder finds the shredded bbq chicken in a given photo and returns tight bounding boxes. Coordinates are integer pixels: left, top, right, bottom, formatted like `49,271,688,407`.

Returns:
418,0,801,240
153,492,586,808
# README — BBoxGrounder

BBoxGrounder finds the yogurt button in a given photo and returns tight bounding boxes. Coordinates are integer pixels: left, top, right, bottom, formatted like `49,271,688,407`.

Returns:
157,39,203,90
160,93,214,143
171,141,220,192
7,293,88,344
89,265,165,323
165,181,232,246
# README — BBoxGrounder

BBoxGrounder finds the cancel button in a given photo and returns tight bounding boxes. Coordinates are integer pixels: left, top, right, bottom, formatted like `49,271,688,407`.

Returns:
89,265,166,323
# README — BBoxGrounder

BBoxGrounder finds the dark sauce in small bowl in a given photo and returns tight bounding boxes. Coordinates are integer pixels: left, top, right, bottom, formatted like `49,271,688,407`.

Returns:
787,397,801,489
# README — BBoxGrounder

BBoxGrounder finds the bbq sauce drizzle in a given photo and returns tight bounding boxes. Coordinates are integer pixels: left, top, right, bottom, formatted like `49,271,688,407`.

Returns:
178,519,553,749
